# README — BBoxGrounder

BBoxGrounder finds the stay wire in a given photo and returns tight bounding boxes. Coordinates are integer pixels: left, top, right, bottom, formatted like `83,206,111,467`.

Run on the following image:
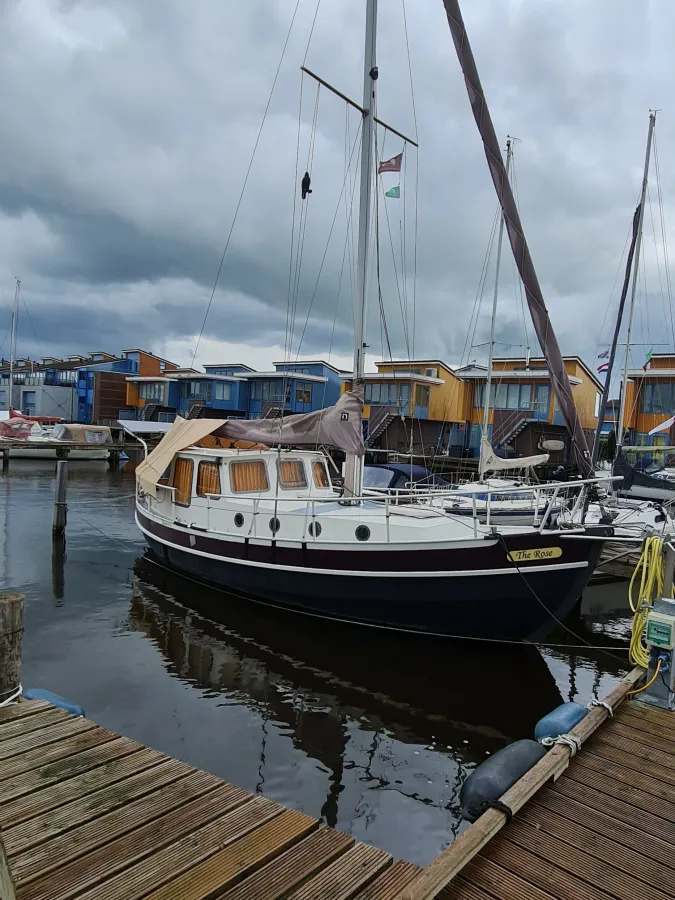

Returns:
652,130,675,349
191,0,302,368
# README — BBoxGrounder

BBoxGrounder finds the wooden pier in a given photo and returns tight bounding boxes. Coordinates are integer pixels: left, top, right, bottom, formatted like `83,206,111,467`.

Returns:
2,667,675,899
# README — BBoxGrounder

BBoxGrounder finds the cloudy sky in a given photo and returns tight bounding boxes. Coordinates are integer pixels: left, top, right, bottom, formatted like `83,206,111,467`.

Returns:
1,0,674,375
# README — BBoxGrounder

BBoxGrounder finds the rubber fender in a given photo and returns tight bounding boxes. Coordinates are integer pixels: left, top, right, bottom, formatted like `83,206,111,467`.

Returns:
534,702,587,742
23,688,85,718
460,739,546,822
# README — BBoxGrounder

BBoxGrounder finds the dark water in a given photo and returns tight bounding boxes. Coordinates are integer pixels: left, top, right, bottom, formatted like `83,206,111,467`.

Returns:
0,461,634,865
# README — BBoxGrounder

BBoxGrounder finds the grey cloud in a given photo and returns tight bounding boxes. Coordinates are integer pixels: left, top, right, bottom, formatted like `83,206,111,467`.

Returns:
1,0,674,373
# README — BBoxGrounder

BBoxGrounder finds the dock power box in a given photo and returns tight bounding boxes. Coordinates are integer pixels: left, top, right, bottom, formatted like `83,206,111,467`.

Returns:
642,597,675,711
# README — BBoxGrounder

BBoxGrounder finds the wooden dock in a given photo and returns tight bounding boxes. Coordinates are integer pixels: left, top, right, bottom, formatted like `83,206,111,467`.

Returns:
0,699,421,900
2,670,675,899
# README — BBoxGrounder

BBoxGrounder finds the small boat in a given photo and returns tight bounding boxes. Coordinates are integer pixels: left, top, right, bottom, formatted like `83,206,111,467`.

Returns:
0,419,113,460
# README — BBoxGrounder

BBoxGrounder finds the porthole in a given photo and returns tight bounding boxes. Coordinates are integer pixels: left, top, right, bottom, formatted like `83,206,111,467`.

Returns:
355,525,371,542
234,513,244,528
269,517,281,535
308,521,322,538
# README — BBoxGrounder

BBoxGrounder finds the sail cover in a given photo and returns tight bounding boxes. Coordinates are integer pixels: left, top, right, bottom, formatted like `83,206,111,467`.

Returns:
221,389,365,455
441,0,593,478
479,437,549,474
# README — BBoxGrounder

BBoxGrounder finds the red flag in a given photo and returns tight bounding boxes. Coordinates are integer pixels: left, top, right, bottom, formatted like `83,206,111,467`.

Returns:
378,152,403,174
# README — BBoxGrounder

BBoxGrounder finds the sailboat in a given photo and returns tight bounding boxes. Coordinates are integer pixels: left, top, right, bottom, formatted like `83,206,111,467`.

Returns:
603,113,675,504
132,0,613,641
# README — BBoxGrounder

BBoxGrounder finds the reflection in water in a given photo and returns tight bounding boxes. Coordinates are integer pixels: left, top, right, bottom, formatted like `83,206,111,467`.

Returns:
131,554,566,842
0,462,634,865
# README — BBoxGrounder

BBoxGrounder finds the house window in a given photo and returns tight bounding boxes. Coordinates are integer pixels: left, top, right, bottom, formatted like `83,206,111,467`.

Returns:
139,382,164,402
415,384,430,408
179,381,211,401
641,383,673,414
312,460,330,488
365,382,410,406
197,461,221,497
230,460,269,492
474,383,535,410
278,459,307,489
295,382,312,404
0,390,5,406
213,382,232,402
172,458,194,506
250,380,286,402
534,384,550,415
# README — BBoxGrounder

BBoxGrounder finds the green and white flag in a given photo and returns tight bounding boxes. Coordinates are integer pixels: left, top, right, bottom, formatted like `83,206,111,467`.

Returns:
384,185,400,199
643,347,653,371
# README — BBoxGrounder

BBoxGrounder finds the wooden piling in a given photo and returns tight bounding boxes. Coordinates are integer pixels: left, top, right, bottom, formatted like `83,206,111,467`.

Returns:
1,448,9,470
0,593,24,705
52,459,68,536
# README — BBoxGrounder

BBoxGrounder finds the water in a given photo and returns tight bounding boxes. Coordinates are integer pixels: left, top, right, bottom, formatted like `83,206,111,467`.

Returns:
0,461,634,865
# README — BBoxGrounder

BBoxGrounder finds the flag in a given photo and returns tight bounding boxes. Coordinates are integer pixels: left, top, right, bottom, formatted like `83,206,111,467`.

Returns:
378,152,403,174
597,362,609,374
650,415,675,435
643,347,653,371
384,185,400,199
597,350,609,359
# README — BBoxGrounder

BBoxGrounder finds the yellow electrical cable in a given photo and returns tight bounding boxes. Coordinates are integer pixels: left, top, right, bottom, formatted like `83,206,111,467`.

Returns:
627,659,663,696
628,535,668,668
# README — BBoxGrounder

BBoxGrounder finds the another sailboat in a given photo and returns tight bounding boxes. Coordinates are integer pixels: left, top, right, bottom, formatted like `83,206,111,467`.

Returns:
133,0,613,641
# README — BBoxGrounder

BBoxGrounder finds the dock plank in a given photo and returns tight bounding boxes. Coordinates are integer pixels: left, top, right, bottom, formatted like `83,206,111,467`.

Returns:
582,740,675,788
137,806,315,900
440,856,558,900
552,775,675,844
0,747,165,828
18,783,252,900
2,757,193,855
533,787,675,867
0,736,141,803
512,807,674,898
8,770,224,886
605,719,675,754
286,842,391,899
571,751,675,806
0,717,95,761
0,708,71,743
589,728,675,773
0,726,119,783
220,828,353,900
353,860,420,900
613,708,675,744
0,700,52,724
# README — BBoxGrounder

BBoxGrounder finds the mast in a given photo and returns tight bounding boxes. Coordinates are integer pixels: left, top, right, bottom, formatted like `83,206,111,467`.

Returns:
8,279,19,413
479,138,513,481
345,0,378,498
616,111,656,454
441,0,593,477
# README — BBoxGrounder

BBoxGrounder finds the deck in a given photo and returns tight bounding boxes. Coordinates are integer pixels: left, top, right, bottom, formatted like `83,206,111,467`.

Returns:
2,672,675,899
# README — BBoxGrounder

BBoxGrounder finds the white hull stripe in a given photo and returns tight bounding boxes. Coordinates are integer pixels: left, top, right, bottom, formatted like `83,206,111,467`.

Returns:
136,514,590,579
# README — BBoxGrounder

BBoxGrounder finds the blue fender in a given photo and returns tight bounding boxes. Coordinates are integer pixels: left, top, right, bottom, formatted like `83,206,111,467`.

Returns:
23,688,85,718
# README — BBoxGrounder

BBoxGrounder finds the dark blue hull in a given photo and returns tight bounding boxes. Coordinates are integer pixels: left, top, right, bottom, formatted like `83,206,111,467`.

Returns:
143,532,603,642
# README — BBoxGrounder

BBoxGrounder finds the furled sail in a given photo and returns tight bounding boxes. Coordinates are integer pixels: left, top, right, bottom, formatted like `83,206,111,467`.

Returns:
479,437,549,474
441,0,593,478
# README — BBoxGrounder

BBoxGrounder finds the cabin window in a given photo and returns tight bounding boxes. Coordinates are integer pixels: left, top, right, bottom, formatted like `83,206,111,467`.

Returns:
295,382,312,404
230,460,269,493
312,460,330,488
278,459,307,489
173,458,194,506
415,384,430,408
197,461,221,497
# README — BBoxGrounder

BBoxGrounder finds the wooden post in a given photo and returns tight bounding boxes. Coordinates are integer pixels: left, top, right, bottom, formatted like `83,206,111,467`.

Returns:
0,593,24,705
53,459,68,536
1,448,9,470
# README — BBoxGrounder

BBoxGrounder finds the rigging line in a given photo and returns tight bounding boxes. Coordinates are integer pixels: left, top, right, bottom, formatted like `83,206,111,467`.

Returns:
284,70,306,364
294,119,362,360
653,131,675,349
288,82,320,363
508,155,529,352
647,186,670,349
373,116,393,360
400,0,419,144
302,0,322,66
190,0,302,369
378,167,411,357
411,144,419,361
461,206,499,366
